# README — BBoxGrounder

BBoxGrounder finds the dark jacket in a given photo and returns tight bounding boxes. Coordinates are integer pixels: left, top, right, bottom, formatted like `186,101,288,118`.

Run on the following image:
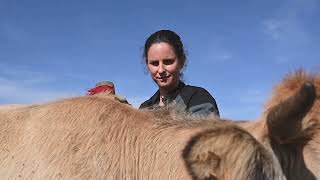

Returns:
139,81,219,117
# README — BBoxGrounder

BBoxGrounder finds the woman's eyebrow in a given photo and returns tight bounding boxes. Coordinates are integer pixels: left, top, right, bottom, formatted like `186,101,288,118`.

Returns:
148,59,159,62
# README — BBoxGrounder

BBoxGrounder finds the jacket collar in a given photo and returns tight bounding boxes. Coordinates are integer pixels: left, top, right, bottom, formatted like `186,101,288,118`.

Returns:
148,81,186,106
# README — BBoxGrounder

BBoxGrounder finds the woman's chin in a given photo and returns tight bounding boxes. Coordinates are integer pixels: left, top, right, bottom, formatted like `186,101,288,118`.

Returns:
157,80,170,87
158,81,179,91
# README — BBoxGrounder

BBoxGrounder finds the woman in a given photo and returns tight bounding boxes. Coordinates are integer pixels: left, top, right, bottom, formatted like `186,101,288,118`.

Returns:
139,30,219,117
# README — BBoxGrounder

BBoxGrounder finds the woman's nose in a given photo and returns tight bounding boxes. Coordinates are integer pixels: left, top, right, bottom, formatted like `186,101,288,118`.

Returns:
158,62,165,74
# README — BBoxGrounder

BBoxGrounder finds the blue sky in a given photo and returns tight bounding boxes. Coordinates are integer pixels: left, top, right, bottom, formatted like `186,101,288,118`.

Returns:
0,0,319,120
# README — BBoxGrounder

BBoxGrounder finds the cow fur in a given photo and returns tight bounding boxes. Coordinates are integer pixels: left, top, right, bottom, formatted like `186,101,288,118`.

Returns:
0,95,209,179
0,70,319,180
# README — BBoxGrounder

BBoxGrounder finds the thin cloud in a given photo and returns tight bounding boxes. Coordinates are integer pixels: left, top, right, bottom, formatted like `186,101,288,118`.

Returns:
262,0,318,64
239,89,267,104
220,105,262,121
205,43,233,63
274,56,290,64
194,33,234,64
0,63,56,85
262,18,307,44
262,0,316,44
213,52,233,63
0,77,76,104
263,20,283,41
0,63,78,104
219,87,269,120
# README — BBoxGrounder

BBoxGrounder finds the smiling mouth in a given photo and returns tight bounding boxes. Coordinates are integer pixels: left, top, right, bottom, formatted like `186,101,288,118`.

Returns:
157,75,171,80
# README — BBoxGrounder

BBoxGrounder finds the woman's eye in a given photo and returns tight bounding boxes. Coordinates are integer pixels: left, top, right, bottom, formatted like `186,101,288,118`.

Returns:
149,61,159,66
163,59,174,65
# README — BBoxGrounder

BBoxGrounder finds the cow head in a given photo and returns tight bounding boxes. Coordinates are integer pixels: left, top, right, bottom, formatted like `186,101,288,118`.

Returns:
183,71,320,180
265,74,320,180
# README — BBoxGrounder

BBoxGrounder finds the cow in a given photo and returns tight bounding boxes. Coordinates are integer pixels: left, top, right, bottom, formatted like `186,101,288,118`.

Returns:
0,70,319,180
184,70,320,180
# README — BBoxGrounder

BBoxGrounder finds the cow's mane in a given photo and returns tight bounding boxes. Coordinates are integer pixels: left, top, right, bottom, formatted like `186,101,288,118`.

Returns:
147,107,227,131
265,69,320,117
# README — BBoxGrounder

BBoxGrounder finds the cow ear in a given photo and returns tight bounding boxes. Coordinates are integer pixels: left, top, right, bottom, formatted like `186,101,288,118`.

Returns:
267,82,316,143
183,147,220,180
183,130,222,180
182,125,280,180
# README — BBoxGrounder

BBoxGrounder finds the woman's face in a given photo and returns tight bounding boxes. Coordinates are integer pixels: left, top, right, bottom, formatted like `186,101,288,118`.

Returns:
147,42,182,92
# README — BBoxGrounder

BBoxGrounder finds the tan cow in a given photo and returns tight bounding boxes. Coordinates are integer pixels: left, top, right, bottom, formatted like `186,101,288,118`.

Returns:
184,70,320,180
0,70,319,180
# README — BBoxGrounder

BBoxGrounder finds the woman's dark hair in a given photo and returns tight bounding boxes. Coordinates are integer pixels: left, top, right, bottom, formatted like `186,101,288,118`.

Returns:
143,30,187,73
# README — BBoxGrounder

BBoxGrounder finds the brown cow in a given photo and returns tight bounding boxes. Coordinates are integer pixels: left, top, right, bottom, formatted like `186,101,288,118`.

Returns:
184,70,320,180
0,70,319,180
